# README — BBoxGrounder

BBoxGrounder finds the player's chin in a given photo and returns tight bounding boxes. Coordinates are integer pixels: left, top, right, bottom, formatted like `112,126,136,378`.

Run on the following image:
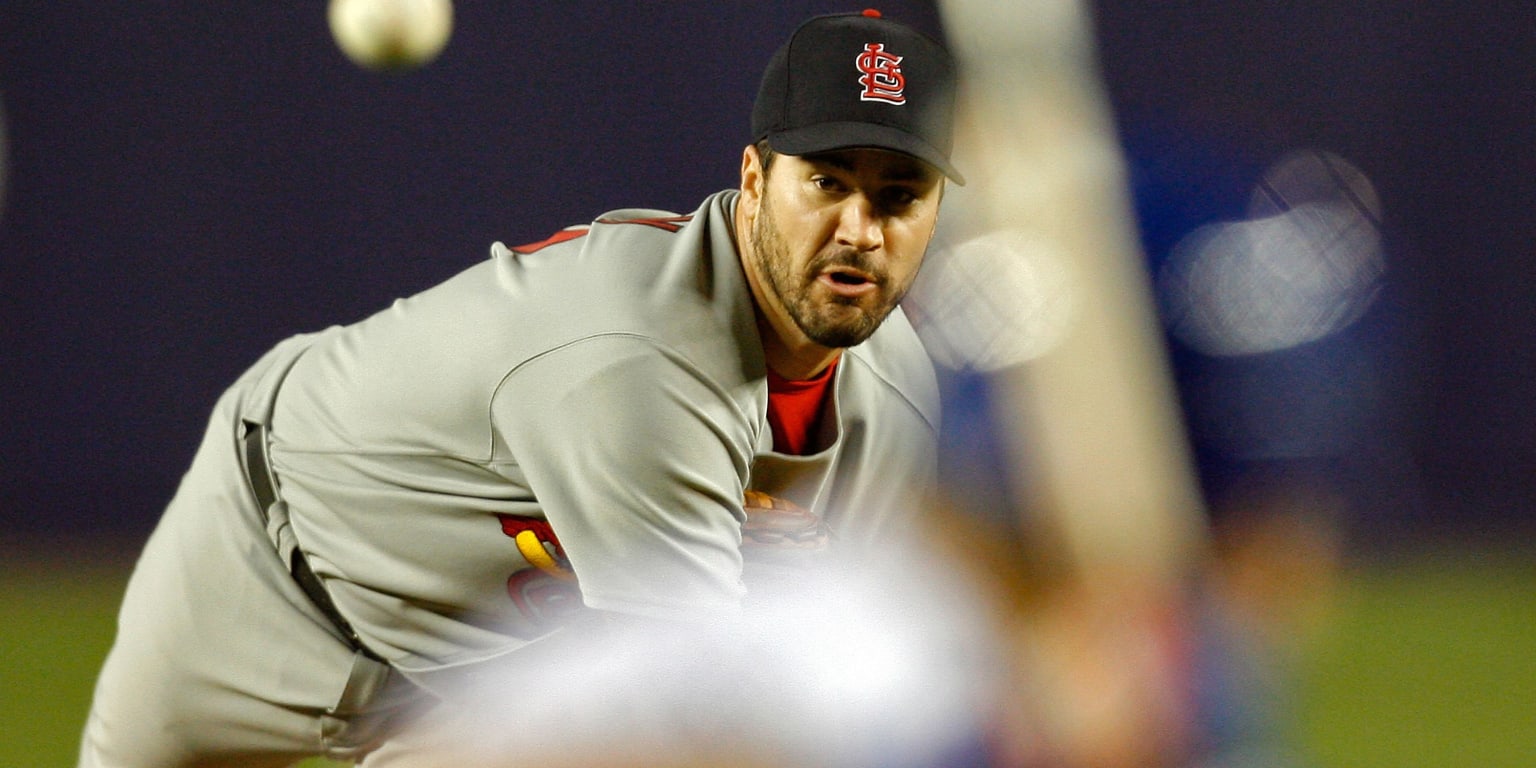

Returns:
803,305,885,348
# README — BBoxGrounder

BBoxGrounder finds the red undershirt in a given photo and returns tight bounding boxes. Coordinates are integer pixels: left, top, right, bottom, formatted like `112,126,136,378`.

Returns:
765,358,838,455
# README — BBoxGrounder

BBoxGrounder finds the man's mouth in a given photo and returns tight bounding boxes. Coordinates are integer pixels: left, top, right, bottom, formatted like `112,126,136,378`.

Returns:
818,266,880,298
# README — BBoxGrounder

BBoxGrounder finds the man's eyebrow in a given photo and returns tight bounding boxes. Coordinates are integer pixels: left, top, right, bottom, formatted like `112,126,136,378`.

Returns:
804,152,857,172
804,152,939,183
883,163,939,183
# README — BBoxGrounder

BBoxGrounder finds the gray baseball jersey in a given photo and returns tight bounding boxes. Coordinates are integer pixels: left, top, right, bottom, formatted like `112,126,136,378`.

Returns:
79,190,940,767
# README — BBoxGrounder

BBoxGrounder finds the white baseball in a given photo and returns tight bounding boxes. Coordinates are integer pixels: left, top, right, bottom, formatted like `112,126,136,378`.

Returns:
328,0,454,71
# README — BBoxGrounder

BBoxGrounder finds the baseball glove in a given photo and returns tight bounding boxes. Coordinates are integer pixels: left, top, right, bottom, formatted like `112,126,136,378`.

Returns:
741,489,830,551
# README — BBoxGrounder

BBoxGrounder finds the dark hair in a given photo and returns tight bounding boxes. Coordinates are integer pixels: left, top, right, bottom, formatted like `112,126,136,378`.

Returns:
754,139,777,174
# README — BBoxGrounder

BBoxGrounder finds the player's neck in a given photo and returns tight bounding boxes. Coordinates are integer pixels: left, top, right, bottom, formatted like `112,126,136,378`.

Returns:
755,314,840,381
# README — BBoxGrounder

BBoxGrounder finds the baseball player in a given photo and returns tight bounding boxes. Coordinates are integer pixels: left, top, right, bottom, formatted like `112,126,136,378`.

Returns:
79,10,963,768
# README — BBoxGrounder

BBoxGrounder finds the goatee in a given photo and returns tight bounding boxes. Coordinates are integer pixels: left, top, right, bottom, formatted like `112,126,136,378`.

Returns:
750,196,904,349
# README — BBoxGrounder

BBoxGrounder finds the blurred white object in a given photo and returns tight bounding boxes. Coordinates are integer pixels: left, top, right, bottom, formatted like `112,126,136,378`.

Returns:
328,0,454,71
908,227,1076,371
1160,150,1386,357
411,539,1003,768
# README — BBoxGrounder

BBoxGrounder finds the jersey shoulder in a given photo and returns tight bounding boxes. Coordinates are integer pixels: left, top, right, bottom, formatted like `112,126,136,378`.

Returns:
509,208,694,255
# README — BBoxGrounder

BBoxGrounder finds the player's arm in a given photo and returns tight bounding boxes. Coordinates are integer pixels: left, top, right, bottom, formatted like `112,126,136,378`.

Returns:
491,333,758,621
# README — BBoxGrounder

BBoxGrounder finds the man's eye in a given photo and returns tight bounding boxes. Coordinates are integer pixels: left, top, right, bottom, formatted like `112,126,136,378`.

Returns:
882,188,918,208
813,176,843,192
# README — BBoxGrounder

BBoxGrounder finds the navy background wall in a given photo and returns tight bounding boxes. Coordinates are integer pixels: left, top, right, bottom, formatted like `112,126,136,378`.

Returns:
1,2,1531,551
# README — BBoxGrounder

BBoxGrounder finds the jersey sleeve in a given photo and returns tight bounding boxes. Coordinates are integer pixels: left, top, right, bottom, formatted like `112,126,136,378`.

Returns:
490,334,757,620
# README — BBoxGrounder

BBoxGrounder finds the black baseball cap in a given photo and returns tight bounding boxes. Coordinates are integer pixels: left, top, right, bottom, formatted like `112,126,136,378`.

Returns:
752,9,964,184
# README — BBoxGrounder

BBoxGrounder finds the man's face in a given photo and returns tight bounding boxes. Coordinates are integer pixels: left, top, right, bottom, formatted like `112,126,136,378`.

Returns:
744,148,944,350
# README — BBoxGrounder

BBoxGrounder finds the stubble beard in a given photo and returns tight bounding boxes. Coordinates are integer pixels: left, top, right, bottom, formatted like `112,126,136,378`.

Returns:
749,193,906,349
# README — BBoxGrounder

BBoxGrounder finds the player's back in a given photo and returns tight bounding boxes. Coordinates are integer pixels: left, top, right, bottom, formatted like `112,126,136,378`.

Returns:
259,191,762,664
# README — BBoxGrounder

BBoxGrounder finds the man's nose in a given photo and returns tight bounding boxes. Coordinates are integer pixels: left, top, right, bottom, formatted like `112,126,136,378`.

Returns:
835,196,883,252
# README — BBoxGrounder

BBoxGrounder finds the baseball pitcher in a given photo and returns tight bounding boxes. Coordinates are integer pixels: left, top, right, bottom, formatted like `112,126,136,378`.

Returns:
79,10,963,767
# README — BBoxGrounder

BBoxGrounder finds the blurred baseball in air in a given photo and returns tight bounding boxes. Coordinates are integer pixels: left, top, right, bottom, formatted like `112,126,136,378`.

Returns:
328,0,453,71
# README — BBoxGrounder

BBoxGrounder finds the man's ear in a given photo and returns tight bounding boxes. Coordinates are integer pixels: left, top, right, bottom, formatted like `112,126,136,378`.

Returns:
739,144,765,215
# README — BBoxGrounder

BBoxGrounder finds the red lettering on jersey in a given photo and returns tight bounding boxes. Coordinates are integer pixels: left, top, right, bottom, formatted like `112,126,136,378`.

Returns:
856,43,906,104
506,568,583,625
498,514,560,545
497,514,581,626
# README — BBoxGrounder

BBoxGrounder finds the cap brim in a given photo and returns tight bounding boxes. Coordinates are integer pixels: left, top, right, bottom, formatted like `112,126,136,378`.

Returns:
766,122,966,185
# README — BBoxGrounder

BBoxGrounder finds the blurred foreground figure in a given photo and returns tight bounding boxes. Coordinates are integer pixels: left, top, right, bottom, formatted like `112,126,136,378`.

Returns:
79,11,971,767
913,0,1224,764
377,529,1008,768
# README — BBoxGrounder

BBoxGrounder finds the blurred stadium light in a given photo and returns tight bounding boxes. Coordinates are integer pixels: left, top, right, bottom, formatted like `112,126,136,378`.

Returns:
1159,150,1386,357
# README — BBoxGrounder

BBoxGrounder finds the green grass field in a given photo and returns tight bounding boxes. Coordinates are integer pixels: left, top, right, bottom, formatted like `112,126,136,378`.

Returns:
1291,548,1536,767
3,546,1531,767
